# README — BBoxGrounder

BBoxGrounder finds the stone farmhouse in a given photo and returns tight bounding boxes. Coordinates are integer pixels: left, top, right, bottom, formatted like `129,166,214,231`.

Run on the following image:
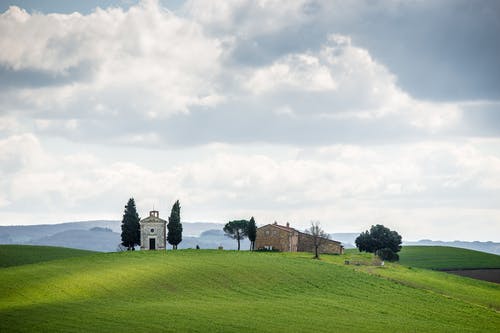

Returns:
255,222,343,254
140,210,167,250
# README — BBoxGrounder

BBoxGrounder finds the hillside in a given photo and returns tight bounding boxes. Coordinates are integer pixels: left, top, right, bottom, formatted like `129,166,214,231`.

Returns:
399,246,500,270
0,245,95,268
404,240,500,255
1,248,499,332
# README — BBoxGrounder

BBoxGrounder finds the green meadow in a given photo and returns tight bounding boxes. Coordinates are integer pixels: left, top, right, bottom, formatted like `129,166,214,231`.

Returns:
0,246,499,332
0,245,96,268
398,246,500,270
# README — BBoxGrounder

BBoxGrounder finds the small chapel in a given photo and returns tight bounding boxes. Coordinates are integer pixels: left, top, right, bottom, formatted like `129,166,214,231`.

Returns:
140,210,167,250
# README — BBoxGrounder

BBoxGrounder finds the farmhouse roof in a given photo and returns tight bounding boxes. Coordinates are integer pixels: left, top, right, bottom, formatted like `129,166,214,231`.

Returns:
261,222,341,245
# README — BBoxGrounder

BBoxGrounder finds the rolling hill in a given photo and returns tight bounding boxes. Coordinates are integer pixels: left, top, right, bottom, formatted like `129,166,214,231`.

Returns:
0,246,498,332
399,246,500,270
0,245,95,268
0,221,231,251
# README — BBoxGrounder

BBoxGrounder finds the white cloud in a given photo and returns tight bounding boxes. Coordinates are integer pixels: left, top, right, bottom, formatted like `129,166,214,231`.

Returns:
0,1,469,146
1,133,499,240
242,34,462,132
0,1,499,242
184,0,311,36
246,53,337,93
0,1,223,119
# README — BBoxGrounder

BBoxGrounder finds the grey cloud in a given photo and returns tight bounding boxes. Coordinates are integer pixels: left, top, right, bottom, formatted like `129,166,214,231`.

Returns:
2,1,499,149
202,0,500,101
159,107,423,146
0,63,94,89
454,103,500,136
345,0,500,101
35,100,425,147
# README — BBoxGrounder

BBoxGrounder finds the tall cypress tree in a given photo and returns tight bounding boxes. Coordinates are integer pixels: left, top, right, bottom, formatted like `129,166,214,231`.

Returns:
167,200,183,250
247,216,257,251
120,198,141,251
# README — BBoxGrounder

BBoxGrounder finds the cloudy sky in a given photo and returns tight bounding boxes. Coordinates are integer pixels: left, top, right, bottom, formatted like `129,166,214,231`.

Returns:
1,0,499,241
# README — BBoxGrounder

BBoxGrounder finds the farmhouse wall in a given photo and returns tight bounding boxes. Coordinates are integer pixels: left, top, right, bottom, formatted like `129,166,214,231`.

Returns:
255,224,298,252
255,223,343,254
297,233,343,254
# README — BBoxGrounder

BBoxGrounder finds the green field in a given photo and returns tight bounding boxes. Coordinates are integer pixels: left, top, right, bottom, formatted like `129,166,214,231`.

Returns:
0,245,96,268
398,246,500,270
0,247,499,332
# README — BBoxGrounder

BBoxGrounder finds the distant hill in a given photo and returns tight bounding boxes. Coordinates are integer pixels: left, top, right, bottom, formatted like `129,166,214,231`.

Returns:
399,246,500,270
2,222,499,254
179,229,250,250
0,220,120,244
28,228,121,252
330,233,359,248
404,239,500,255
330,233,500,255
0,221,237,251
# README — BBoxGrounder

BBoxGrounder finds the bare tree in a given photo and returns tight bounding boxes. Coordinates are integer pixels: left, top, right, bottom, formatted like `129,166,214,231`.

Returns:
307,221,329,259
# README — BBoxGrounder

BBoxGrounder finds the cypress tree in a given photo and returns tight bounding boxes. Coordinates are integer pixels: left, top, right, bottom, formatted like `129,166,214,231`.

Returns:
167,200,183,250
120,198,141,251
247,216,257,251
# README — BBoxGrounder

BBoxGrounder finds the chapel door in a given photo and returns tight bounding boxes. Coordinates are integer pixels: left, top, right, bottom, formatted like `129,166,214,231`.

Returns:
149,238,156,250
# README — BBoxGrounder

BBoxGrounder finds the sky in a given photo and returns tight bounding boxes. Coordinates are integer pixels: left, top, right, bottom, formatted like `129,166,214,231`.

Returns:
0,0,499,241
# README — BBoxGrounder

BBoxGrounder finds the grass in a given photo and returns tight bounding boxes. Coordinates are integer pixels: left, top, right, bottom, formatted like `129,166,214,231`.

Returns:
398,246,500,270
0,245,96,268
0,247,499,332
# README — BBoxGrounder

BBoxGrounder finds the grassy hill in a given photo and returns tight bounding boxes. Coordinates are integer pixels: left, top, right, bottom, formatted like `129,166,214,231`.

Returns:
0,245,96,268
399,246,500,270
1,247,499,332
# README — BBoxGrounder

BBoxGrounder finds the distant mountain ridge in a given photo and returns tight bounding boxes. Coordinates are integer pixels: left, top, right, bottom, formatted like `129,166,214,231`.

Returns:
1,221,498,254
0,220,238,252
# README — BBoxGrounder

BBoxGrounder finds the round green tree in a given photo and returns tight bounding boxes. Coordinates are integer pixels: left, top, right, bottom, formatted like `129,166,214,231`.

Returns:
223,220,249,251
355,224,402,261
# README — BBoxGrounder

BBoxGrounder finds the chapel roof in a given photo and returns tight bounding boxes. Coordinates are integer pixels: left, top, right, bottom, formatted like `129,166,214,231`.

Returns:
140,210,166,224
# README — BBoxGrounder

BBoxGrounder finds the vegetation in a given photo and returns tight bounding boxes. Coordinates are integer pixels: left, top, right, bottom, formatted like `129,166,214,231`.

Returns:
324,248,500,311
355,224,402,261
0,245,95,268
247,217,257,251
1,247,499,332
223,220,249,251
306,221,329,259
120,198,141,250
167,200,183,250
399,246,500,270
376,247,399,261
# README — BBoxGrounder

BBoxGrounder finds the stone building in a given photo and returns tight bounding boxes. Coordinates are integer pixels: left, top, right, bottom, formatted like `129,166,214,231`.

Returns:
140,210,167,250
255,222,343,254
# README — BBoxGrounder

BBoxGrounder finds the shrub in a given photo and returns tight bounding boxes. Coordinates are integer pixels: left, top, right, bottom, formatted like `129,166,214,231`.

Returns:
376,248,400,262
255,247,280,252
